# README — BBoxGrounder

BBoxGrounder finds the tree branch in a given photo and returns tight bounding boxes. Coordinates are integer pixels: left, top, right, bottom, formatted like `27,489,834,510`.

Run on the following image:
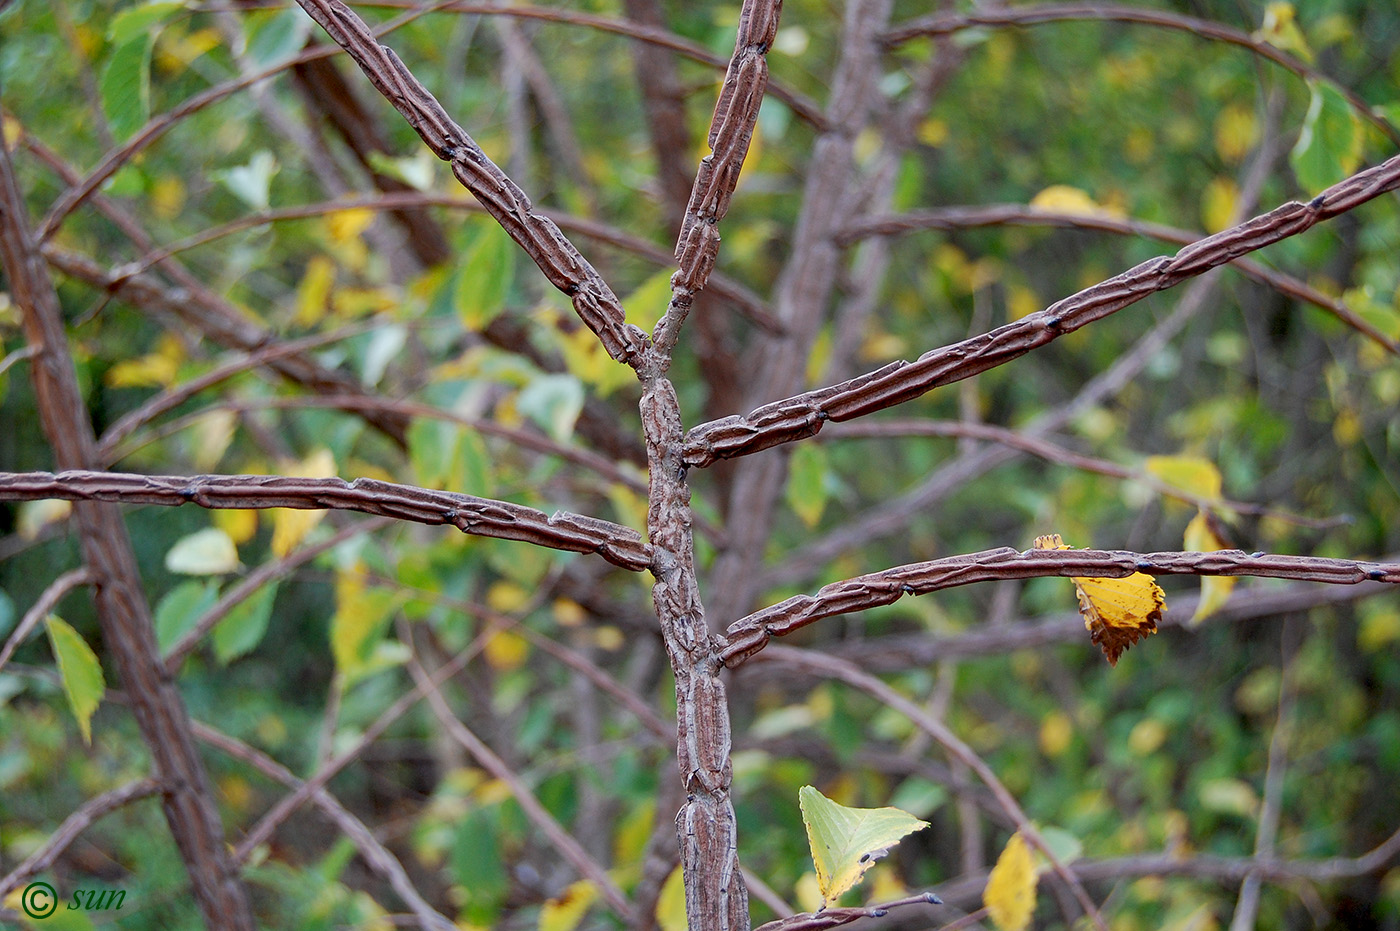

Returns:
720,547,1400,666
293,0,649,367
683,153,1400,466
0,470,652,572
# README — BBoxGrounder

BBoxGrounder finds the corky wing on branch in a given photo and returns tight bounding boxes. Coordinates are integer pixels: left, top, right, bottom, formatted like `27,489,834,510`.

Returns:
719,547,1400,666
0,471,652,572
683,153,1400,467
293,0,648,367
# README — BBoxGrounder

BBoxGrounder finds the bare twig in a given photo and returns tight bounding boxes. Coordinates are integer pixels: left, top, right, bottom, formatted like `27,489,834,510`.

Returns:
753,892,943,931
0,568,91,675
404,642,635,920
0,470,651,571
0,779,161,899
684,154,1400,467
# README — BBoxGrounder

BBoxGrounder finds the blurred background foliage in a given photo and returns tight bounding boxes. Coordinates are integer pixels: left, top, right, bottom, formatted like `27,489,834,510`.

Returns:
1,0,1398,928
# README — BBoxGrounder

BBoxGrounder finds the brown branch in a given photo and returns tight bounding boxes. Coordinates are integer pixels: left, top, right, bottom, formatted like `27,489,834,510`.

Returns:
753,893,943,931
293,0,650,367
652,0,781,357
0,132,256,930
404,643,635,920
0,568,91,675
883,3,1400,148
190,721,457,931
720,547,1400,667
0,470,652,572
0,779,161,899
837,205,1398,355
683,154,1400,467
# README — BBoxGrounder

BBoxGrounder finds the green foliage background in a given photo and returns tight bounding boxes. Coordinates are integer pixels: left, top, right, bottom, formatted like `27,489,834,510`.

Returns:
1,0,1398,928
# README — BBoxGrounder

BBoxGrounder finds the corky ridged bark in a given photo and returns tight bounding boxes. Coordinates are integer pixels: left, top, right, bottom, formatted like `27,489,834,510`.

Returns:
642,379,747,931
0,133,255,930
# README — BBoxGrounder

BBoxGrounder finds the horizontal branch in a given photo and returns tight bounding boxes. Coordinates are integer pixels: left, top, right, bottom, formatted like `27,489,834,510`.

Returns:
683,153,1400,467
719,547,1400,666
0,471,651,572
295,0,649,366
837,204,1398,354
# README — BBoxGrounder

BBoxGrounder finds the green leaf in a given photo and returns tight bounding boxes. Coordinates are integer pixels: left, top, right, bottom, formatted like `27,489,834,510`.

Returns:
101,36,154,142
165,528,241,575
154,579,219,655
798,785,929,909
217,151,279,211
517,374,585,442
245,6,312,68
1291,81,1363,194
785,443,830,528
109,1,186,44
455,220,515,330
45,616,105,745
330,569,401,688
212,583,278,664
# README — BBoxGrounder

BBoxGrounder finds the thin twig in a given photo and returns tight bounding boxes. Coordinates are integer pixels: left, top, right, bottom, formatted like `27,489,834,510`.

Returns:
0,568,91,675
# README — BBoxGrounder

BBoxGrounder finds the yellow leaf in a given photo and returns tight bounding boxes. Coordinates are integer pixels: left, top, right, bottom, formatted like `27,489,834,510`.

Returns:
270,449,334,556
190,410,237,472
984,833,1037,931
655,864,688,931
1039,711,1072,757
916,117,948,147
1034,535,1165,666
486,581,530,614
1214,105,1259,163
213,508,258,545
295,255,336,327
1184,510,1237,624
484,629,530,671
1029,185,1122,218
798,785,929,909
539,880,598,931
105,334,185,388
1144,455,1223,503
1201,177,1239,233
326,207,375,242
18,498,71,539
1255,2,1313,62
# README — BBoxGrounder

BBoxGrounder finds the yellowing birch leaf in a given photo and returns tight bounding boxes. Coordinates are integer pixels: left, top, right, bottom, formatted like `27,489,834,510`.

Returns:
798,785,930,909
1033,534,1165,666
1184,510,1236,624
1029,185,1122,218
538,880,597,931
45,615,105,745
984,833,1037,931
